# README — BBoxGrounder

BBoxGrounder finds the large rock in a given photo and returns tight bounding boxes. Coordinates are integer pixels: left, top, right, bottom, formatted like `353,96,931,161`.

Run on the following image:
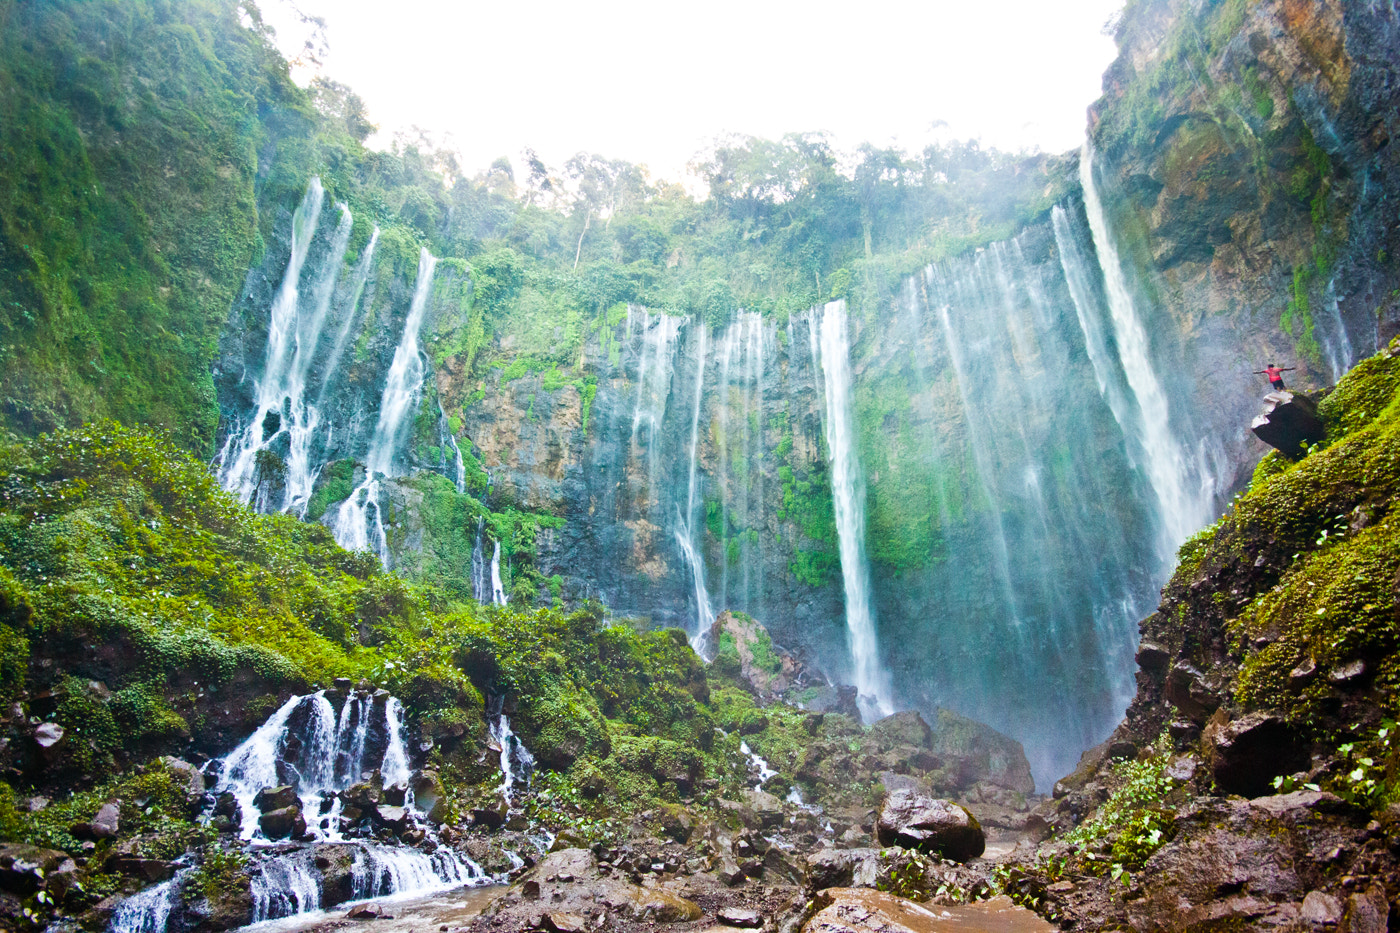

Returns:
870,711,934,749
927,709,1034,795
258,805,306,840
0,844,74,895
410,770,447,822
875,788,984,861
805,848,889,891
708,611,796,697
1251,391,1324,457
1205,712,1308,797
252,785,298,812
802,888,1053,933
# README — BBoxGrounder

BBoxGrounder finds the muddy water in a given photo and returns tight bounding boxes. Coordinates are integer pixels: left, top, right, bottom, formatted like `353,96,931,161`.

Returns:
809,889,1054,933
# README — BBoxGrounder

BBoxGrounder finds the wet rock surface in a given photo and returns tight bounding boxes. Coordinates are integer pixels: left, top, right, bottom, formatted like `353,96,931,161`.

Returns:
876,789,985,862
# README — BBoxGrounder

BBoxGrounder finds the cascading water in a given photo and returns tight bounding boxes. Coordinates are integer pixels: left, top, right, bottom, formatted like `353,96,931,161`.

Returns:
333,248,439,565
739,740,778,789
488,714,536,805
899,217,1162,786
471,516,488,603
110,688,494,933
675,322,714,651
809,301,892,718
438,403,467,494
489,542,507,605
109,869,192,933
316,226,380,410
220,178,357,513
1080,143,1211,556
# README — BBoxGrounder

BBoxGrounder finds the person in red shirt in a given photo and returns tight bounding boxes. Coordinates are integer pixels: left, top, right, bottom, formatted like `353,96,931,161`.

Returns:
1254,363,1295,391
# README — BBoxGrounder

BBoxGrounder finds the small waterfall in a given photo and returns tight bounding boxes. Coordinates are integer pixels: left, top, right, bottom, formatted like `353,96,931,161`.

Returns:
471,516,487,603
316,227,380,410
350,844,477,901
809,301,892,718
489,542,507,606
250,852,321,923
489,714,536,805
333,248,438,565
704,312,769,617
1080,144,1210,554
109,869,191,933
221,178,356,512
381,698,410,788
739,740,778,789
437,403,467,494
676,322,714,651
215,691,415,843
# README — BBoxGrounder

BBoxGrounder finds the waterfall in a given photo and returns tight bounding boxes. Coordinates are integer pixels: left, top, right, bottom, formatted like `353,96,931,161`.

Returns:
437,404,467,493
350,843,477,901
1052,204,1137,450
739,740,778,789
676,322,714,651
333,248,438,564
109,869,191,933
629,310,683,510
1080,144,1209,554
316,226,380,409
214,691,416,843
381,697,410,788
489,541,507,605
471,516,487,603
250,852,321,923
220,178,357,512
489,714,536,804
810,301,892,718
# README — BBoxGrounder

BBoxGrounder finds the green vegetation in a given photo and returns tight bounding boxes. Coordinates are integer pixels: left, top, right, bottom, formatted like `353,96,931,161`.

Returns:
1059,745,1179,882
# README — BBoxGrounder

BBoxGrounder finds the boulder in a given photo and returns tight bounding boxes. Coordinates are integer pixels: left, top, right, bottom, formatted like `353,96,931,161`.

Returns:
105,856,176,882
718,907,764,928
410,770,447,822
1165,662,1222,722
0,844,74,895
33,723,64,749
1251,391,1324,457
314,844,362,907
73,800,122,840
258,805,306,840
374,805,409,829
805,848,888,890
159,757,206,801
875,788,984,861
870,711,934,749
1300,891,1342,926
927,708,1034,795
252,786,298,812
1206,712,1308,797
707,611,796,697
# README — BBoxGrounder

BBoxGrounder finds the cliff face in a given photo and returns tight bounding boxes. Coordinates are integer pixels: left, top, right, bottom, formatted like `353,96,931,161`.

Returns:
1089,0,1400,421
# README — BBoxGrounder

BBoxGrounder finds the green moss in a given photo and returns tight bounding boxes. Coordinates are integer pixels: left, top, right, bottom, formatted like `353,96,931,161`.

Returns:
305,459,356,522
1168,342,1400,734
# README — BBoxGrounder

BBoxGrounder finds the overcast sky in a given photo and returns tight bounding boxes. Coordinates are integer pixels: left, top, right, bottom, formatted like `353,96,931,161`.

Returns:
259,0,1125,186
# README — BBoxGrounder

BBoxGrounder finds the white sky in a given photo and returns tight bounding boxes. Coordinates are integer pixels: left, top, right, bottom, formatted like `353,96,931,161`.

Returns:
260,0,1125,187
